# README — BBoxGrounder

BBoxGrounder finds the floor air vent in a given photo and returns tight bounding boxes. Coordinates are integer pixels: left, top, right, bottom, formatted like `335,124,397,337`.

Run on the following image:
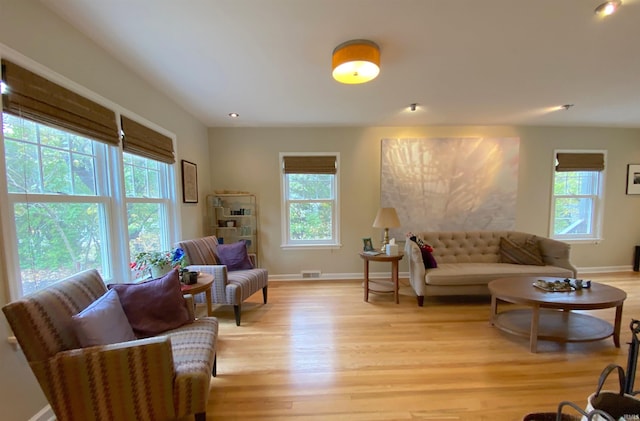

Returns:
301,270,321,279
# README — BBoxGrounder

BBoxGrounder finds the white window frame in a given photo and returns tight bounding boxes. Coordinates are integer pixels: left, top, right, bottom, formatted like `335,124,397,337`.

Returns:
0,49,180,299
549,149,606,243
280,152,341,249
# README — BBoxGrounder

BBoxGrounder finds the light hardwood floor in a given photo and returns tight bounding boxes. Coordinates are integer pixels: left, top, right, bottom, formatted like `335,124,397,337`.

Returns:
198,272,640,420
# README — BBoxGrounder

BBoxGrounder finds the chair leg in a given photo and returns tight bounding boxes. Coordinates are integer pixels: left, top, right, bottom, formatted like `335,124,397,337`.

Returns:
262,285,268,303
234,304,241,326
195,412,206,421
417,296,424,307
212,354,217,377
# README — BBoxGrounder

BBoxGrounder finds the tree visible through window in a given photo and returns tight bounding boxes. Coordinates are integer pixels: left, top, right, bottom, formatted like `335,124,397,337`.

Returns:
281,154,339,247
3,113,108,294
3,113,175,295
550,151,605,241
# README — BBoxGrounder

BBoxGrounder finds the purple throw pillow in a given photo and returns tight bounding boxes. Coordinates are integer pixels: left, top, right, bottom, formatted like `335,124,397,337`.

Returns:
108,268,192,337
408,235,438,269
217,240,254,271
422,249,438,269
72,288,137,347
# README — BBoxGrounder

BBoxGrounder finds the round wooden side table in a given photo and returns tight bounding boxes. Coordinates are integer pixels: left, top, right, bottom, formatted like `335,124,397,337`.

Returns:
181,273,214,316
359,252,404,304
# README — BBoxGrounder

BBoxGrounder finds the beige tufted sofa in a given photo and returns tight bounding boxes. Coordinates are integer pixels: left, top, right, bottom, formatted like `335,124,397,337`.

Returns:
404,231,577,306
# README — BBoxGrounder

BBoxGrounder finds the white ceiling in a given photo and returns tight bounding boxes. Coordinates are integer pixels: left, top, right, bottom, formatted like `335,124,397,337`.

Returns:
39,0,640,128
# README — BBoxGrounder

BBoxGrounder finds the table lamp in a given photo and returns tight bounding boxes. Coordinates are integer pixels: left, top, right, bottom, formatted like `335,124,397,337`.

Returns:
372,207,401,251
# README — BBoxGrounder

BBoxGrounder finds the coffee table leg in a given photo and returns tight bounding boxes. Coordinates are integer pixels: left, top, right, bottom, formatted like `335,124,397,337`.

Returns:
530,306,540,353
613,304,623,348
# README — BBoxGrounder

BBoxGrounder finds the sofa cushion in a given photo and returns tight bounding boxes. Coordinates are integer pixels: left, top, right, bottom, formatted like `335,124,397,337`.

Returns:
499,236,545,266
217,240,254,271
424,262,574,286
108,269,192,337
72,288,136,347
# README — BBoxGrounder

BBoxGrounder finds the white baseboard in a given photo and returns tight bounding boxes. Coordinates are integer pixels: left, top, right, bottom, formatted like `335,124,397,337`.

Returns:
29,405,54,421
578,265,632,274
269,271,410,281
268,266,633,281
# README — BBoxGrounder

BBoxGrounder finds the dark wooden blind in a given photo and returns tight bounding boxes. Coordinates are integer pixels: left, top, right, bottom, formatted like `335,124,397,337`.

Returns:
283,155,337,174
1,59,119,146
556,153,605,172
121,116,175,164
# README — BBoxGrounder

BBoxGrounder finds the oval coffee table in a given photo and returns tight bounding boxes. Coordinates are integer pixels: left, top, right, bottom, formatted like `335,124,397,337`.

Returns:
489,276,626,353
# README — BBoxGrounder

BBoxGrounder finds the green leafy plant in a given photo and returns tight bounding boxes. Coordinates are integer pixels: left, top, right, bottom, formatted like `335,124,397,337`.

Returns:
130,247,186,274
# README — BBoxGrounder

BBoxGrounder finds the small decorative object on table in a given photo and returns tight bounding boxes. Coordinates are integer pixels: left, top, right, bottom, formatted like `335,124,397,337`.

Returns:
533,278,591,292
181,270,199,285
363,237,374,252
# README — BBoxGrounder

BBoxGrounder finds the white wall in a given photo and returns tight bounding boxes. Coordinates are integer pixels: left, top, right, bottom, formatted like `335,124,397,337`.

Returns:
0,0,210,418
209,126,640,276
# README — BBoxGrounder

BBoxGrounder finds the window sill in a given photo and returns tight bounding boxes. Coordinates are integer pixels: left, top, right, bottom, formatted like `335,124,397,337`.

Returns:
552,238,603,245
281,243,342,251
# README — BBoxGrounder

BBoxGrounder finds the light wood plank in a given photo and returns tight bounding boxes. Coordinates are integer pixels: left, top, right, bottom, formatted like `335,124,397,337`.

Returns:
194,272,640,420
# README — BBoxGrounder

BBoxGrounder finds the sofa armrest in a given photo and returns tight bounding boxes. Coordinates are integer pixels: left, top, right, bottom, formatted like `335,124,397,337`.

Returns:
538,236,578,277
33,336,176,420
187,264,228,285
404,240,427,298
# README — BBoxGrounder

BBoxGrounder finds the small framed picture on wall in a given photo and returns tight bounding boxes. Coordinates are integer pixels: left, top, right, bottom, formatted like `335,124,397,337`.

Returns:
627,164,640,195
181,160,198,203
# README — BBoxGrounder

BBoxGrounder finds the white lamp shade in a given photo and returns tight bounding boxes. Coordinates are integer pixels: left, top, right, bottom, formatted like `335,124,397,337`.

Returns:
372,207,400,228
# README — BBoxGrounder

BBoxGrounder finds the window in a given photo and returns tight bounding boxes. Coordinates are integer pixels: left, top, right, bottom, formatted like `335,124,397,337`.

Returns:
124,152,173,263
3,113,111,294
1,59,178,297
550,151,606,241
281,153,340,248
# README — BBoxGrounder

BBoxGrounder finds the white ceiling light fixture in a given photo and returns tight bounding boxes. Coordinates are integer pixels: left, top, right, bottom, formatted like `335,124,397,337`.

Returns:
595,0,621,16
409,103,417,112
228,112,239,118
332,39,380,84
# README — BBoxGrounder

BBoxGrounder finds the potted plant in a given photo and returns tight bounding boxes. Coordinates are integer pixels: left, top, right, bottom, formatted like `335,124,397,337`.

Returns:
130,247,187,278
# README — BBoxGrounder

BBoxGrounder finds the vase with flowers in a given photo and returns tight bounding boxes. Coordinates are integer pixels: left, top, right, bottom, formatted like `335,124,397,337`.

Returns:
130,247,187,279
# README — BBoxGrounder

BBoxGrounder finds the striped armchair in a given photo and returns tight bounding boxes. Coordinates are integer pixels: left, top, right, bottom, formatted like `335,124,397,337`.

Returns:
2,269,218,421
177,236,268,326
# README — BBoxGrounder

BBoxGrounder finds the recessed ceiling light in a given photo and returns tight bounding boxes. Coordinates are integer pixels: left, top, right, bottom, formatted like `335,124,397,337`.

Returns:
595,0,621,16
409,103,417,112
561,104,574,110
228,113,239,118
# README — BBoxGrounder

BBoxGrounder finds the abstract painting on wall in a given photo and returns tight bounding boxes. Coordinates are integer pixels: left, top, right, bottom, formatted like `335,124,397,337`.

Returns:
381,137,520,240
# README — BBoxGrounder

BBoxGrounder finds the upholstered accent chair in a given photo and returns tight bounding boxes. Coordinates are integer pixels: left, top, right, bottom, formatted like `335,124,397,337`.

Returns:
177,236,268,326
2,269,218,421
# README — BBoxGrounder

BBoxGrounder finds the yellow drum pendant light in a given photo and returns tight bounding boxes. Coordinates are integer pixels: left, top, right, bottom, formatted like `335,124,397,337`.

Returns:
332,39,380,84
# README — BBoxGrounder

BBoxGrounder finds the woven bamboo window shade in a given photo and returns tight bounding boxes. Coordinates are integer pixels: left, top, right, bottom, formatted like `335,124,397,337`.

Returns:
555,152,605,172
283,155,337,174
1,59,119,146
121,116,175,164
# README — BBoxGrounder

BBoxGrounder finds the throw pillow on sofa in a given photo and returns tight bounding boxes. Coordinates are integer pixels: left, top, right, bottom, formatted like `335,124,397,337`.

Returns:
407,234,438,269
108,268,192,337
72,288,137,347
217,240,254,271
499,236,545,266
